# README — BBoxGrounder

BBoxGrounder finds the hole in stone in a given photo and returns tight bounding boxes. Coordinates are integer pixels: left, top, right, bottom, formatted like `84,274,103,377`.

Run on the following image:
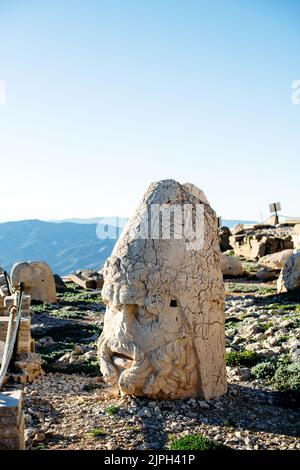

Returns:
170,299,177,307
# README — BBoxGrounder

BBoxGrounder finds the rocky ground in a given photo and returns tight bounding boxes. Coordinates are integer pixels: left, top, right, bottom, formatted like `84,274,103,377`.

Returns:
4,272,300,450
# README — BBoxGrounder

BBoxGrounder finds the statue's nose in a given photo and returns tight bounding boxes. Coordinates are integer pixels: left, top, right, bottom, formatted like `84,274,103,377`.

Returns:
119,304,138,336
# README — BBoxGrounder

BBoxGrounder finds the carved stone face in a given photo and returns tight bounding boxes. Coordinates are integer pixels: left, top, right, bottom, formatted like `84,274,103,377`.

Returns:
99,264,198,398
98,180,227,400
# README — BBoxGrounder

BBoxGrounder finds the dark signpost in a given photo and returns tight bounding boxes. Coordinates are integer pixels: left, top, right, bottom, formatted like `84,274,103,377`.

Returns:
269,202,281,225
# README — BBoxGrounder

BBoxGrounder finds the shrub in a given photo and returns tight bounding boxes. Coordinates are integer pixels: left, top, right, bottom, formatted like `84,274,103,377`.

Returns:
251,361,277,380
226,350,259,367
272,363,300,393
169,434,227,451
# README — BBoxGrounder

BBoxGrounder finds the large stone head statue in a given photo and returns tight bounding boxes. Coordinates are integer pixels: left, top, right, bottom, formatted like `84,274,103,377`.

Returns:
98,180,227,400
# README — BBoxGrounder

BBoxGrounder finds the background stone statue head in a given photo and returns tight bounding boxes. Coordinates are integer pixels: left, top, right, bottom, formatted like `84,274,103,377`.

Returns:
98,179,227,400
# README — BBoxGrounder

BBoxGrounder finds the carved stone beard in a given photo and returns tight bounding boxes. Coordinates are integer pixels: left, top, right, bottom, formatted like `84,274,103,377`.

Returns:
98,325,199,399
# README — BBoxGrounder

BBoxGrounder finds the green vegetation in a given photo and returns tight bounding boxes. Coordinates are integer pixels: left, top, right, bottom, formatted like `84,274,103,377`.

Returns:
273,363,300,393
265,303,300,313
168,434,227,451
252,361,277,380
50,309,85,320
106,405,120,416
242,261,259,274
58,283,103,306
226,350,259,367
30,303,54,314
43,358,99,377
89,428,106,438
261,322,273,332
32,323,102,343
251,356,300,394
226,283,276,295
277,335,289,345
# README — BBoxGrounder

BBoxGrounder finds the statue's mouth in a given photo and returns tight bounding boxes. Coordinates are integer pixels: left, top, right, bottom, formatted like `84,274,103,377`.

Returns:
112,352,133,369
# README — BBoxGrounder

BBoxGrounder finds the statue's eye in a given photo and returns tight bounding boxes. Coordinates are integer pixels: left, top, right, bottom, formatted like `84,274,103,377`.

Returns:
144,294,163,316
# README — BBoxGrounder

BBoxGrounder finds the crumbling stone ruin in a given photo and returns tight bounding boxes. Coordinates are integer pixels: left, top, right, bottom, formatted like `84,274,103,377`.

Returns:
66,269,104,290
0,289,44,385
229,224,294,260
11,261,57,304
98,179,227,400
0,390,25,450
0,269,45,450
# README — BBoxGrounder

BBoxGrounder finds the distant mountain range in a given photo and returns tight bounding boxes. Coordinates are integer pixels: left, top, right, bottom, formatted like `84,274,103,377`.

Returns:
0,218,257,276
0,219,118,276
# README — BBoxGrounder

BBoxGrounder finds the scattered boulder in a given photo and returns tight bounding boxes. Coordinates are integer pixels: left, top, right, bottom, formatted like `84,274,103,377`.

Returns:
222,254,244,277
13,352,45,383
54,274,68,293
68,270,104,290
277,252,300,293
255,268,278,281
219,226,232,252
259,249,294,270
293,224,300,250
11,261,57,304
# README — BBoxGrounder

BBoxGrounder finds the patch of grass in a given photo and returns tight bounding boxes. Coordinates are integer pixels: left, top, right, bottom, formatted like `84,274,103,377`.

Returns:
30,303,54,314
226,350,259,367
89,428,106,438
168,434,227,451
40,347,73,364
265,303,300,313
106,405,120,416
124,426,138,431
261,322,273,332
35,444,48,450
225,320,242,329
242,261,259,274
58,283,103,306
277,335,289,346
50,309,85,320
226,283,276,295
43,359,100,377
32,323,102,343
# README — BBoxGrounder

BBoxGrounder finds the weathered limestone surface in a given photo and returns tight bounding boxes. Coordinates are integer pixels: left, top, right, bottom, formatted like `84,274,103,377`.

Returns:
0,390,25,450
0,294,43,383
98,179,227,400
68,270,104,290
222,254,244,277
277,252,300,293
293,224,300,250
11,261,57,304
230,227,294,260
259,249,294,271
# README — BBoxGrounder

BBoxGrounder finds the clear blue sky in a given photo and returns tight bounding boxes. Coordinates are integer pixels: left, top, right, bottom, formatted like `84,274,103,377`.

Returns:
0,0,299,222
